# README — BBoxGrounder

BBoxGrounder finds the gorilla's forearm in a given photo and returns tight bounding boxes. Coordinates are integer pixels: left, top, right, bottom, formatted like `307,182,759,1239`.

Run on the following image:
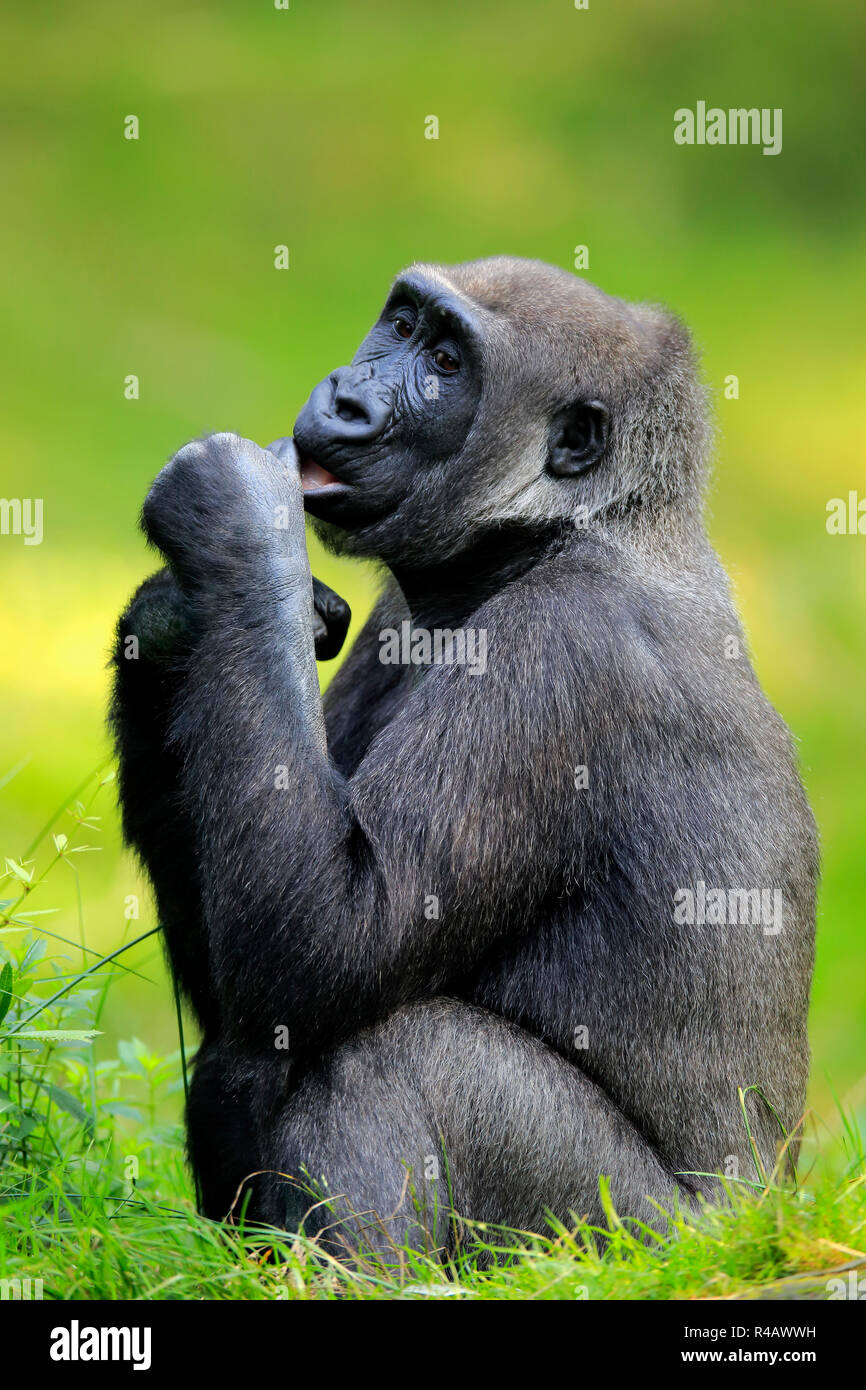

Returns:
168,601,358,1051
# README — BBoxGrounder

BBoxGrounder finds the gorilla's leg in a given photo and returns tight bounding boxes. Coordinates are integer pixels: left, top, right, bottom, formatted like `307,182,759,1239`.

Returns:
110,571,216,1025
261,999,692,1258
186,1039,268,1222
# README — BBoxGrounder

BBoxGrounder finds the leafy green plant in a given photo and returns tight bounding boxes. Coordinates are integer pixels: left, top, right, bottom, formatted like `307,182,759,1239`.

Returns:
0,767,175,1203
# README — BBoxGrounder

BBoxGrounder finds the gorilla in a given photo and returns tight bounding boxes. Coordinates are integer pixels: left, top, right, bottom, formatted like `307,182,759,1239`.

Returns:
111,257,818,1255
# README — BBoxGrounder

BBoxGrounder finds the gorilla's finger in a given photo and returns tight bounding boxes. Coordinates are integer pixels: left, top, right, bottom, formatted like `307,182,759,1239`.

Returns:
312,575,351,660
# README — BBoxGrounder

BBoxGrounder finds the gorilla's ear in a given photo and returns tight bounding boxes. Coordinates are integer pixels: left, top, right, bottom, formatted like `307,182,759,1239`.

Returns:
548,401,610,477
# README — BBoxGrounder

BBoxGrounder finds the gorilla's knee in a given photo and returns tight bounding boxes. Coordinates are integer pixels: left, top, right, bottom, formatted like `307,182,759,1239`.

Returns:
262,1016,450,1255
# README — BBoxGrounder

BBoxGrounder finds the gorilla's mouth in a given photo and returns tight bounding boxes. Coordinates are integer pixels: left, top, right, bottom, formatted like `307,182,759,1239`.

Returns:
294,446,358,524
296,452,345,494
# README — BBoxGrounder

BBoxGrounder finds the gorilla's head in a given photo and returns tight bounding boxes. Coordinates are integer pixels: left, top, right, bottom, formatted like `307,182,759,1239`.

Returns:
291,257,710,569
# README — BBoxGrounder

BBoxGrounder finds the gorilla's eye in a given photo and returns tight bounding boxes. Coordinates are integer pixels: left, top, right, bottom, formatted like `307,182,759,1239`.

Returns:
433,348,460,373
393,315,415,340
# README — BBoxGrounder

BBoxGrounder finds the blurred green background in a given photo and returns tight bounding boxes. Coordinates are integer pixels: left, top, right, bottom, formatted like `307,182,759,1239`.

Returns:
0,0,863,1130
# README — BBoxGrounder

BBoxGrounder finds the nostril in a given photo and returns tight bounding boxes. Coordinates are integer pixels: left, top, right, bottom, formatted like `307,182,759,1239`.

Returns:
332,369,372,426
334,395,368,424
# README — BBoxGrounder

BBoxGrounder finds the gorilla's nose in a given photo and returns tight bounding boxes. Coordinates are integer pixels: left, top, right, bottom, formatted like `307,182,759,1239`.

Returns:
328,366,392,441
293,366,392,460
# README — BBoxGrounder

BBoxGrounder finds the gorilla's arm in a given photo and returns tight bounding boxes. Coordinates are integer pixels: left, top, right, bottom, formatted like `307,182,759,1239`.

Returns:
140,434,609,1060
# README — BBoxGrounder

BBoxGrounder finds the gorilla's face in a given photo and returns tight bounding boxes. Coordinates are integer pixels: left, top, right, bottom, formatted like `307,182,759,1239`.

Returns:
292,259,619,569
292,270,484,559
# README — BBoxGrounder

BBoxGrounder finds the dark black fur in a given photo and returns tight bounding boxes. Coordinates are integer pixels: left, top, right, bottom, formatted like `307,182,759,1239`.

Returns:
110,258,817,1253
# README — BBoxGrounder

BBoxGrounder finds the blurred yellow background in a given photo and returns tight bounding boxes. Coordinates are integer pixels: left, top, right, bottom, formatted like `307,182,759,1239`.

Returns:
0,0,863,1126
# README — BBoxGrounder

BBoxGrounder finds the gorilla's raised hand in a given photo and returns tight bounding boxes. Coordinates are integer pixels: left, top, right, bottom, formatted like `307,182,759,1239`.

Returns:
135,432,350,661
141,432,305,594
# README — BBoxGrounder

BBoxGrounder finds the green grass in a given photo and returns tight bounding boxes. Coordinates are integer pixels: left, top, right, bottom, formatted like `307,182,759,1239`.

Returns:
1,1159,864,1301
1,768,864,1302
